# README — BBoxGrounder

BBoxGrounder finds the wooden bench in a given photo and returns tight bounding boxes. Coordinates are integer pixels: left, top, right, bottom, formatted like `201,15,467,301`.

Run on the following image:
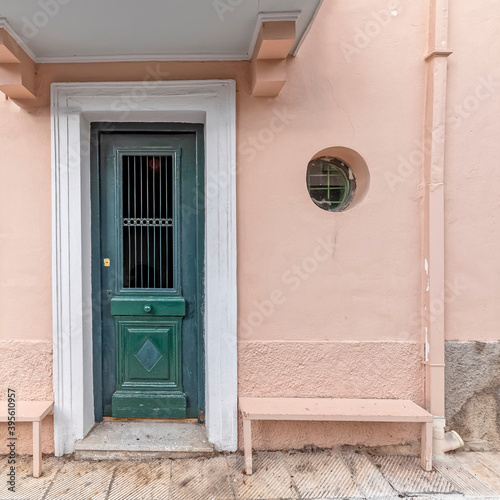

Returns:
0,401,54,478
239,397,433,474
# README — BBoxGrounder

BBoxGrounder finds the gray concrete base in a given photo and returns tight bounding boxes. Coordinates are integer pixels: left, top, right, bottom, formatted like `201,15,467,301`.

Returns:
446,340,500,451
74,421,214,460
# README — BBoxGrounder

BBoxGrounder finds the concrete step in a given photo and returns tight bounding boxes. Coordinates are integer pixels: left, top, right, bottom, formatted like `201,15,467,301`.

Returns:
74,420,214,460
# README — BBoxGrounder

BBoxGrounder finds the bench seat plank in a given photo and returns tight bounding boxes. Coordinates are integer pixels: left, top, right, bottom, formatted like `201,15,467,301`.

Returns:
0,401,54,422
239,397,433,423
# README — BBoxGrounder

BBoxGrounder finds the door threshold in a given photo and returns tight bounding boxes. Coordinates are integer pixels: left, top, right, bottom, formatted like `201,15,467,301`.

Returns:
103,416,198,423
74,420,214,461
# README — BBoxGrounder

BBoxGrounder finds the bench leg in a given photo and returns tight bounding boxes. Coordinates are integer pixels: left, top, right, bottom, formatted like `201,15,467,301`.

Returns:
421,422,432,472
242,417,253,475
33,421,42,478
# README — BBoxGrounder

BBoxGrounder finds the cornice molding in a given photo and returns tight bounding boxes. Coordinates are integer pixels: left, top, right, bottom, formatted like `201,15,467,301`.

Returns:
0,18,36,61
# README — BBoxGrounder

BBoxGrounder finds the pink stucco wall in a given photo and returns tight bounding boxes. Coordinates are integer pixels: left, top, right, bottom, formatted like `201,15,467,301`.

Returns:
445,2,500,342
237,0,426,344
0,0,498,454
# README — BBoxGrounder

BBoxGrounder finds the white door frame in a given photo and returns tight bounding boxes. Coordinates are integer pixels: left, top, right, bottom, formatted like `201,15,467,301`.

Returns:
51,80,237,455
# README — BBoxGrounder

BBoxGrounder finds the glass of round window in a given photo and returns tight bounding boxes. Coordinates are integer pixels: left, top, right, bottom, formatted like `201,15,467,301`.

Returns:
306,156,356,212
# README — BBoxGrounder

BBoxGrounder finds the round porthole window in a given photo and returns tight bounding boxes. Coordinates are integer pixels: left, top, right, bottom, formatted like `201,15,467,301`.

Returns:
306,156,356,212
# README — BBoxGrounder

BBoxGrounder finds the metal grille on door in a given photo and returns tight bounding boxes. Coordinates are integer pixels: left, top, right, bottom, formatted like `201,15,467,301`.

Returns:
122,155,174,289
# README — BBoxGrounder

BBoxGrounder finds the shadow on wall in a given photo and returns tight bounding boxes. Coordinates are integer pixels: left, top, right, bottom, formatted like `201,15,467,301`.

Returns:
445,341,500,451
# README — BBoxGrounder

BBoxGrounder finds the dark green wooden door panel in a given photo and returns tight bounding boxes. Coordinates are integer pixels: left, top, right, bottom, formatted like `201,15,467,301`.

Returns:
112,317,186,418
91,123,205,421
111,393,187,419
111,296,186,316
115,318,182,386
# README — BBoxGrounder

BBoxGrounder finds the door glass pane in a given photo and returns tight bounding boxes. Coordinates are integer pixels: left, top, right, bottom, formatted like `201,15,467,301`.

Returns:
122,155,174,289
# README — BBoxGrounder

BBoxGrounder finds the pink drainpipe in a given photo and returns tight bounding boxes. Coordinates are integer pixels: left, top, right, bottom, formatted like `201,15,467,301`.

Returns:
423,0,463,454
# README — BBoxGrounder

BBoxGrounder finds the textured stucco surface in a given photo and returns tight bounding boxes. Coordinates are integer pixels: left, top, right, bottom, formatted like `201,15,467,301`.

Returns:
0,340,54,454
238,341,424,449
446,341,500,451
238,341,424,400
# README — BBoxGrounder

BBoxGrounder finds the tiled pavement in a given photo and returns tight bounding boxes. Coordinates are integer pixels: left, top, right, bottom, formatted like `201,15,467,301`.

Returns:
1,450,500,500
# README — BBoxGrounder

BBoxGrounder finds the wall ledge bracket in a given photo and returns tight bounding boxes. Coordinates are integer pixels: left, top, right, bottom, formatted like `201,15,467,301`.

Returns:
251,18,297,97
0,25,36,101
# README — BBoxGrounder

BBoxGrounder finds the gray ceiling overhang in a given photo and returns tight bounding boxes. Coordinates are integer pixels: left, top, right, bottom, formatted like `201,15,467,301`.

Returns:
0,0,322,63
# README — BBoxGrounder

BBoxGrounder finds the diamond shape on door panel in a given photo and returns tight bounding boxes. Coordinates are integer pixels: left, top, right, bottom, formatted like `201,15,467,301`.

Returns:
135,338,163,372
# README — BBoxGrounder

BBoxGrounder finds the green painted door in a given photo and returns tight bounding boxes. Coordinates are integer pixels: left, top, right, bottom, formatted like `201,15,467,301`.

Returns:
91,124,204,420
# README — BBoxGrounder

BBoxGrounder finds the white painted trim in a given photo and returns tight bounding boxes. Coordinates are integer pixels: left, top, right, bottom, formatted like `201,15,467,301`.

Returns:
0,18,37,61
51,80,237,455
248,11,302,59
